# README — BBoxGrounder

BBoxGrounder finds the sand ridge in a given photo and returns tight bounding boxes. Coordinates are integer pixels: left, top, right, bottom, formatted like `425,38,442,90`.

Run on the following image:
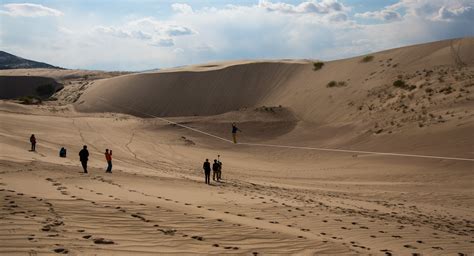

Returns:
1,38,473,255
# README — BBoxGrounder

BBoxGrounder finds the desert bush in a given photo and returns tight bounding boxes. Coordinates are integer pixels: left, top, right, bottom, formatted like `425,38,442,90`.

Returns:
361,55,374,63
439,86,454,94
327,81,348,88
313,62,324,71
36,84,55,96
18,96,42,105
393,80,416,91
46,96,58,101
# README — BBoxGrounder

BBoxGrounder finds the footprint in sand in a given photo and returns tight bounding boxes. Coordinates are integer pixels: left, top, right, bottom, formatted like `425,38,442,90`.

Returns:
403,244,417,249
93,238,115,244
53,248,68,254
191,235,204,241
82,235,92,239
158,228,176,236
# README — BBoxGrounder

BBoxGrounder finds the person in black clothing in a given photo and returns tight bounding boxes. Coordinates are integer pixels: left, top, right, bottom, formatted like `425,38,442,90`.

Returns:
212,159,219,181
203,159,211,184
217,160,222,181
79,145,89,173
59,147,67,157
30,134,36,151
231,123,241,143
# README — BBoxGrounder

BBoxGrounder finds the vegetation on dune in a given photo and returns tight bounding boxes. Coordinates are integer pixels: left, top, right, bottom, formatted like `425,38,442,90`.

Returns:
361,55,374,63
393,80,416,91
312,61,324,71
327,80,348,88
17,96,42,105
255,105,283,113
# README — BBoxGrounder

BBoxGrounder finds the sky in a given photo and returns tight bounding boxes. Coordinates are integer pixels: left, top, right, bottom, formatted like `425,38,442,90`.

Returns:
0,0,473,71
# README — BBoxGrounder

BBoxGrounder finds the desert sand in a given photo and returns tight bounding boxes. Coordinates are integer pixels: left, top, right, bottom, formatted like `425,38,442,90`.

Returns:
1,38,473,255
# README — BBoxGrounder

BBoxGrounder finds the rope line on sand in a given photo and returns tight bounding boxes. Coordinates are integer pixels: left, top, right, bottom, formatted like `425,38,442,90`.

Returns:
96,97,474,162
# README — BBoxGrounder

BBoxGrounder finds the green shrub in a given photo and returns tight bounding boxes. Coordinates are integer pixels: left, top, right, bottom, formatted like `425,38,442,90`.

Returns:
327,81,347,88
361,55,374,63
393,80,416,91
312,62,324,71
18,96,42,105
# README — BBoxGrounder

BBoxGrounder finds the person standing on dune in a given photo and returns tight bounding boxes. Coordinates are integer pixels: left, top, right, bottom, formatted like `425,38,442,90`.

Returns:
231,123,241,144
212,159,219,181
29,134,36,151
79,145,89,174
203,159,211,185
217,159,222,181
105,149,112,173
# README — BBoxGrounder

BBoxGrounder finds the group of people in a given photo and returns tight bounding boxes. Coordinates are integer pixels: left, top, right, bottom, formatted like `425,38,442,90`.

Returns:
77,146,113,173
29,134,113,174
28,123,241,183
202,157,223,185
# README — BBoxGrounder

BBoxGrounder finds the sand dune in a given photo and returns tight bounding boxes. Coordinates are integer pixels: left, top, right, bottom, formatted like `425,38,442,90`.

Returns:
76,38,474,156
1,38,473,255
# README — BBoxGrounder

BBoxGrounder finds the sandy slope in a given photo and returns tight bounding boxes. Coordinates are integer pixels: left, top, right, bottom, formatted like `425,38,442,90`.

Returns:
1,38,473,255
0,103,473,255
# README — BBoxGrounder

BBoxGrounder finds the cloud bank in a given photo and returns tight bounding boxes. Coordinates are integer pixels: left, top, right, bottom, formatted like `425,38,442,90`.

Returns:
0,0,473,70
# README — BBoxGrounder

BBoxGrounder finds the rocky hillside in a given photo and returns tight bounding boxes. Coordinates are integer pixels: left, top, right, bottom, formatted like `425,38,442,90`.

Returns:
0,51,60,69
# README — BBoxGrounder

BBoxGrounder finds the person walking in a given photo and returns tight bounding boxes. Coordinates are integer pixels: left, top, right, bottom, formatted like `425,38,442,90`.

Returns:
79,145,89,174
203,159,211,185
217,159,222,181
105,149,112,173
231,123,241,144
212,159,219,181
30,134,36,151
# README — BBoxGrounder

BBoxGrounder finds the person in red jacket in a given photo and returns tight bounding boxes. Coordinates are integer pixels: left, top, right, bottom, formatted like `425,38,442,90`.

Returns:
29,134,36,151
105,149,112,173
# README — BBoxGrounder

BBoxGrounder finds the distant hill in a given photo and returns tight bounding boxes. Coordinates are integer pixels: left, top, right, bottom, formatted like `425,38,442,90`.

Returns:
0,51,61,69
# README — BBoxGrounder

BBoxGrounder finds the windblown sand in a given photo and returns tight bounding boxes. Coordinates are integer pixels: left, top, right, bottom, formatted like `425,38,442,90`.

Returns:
1,38,473,255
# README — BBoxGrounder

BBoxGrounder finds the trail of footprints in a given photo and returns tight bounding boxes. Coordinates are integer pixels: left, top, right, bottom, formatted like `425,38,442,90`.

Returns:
1,172,472,255
41,175,312,254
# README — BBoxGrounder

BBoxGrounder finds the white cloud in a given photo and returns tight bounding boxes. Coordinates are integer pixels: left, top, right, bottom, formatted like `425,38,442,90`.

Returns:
1,0,472,71
356,10,402,21
173,48,185,54
257,0,348,14
150,38,174,47
58,26,73,34
433,5,474,21
2,3,63,17
127,17,195,36
131,30,153,40
94,26,131,38
172,3,193,14
164,25,194,36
